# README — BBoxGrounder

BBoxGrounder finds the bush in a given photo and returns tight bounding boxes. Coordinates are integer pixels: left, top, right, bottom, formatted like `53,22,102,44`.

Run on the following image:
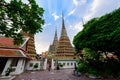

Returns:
59,63,63,67
5,66,14,76
88,67,99,77
77,48,120,78
77,61,88,73
34,63,39,69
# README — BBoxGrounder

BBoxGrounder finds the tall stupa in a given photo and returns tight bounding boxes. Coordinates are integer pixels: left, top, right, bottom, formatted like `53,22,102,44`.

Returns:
21,31,37,60
48,29,58,54
54,14,75,60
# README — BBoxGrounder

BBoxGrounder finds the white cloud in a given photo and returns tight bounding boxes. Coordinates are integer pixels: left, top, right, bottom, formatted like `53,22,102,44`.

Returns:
69,25,72,28
73,0,87,6
84,0,101,21
73,0,79,6
52,12,60,21
35,42,49,54
68,9,76,16
84,0,120,22
35,34,50,54
68,0,87,16
74,22,84,32
68,21,83,32
43,23,51,27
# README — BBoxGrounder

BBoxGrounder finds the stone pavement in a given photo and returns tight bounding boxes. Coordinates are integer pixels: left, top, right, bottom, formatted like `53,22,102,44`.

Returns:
13,69,95,80
13,69,120,80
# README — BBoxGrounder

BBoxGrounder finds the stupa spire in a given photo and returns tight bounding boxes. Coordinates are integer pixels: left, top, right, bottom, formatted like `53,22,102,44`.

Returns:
61,13,67,37
53,28,58,46
55,13,75,60
48,28,58,54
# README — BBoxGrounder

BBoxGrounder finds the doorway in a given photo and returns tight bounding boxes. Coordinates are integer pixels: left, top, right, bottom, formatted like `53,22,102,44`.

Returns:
0,58,8,74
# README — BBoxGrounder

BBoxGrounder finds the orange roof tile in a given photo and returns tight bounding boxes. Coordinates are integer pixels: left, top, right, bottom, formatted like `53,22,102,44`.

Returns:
0,49,24,57
0,37,31,59
0,37,15,47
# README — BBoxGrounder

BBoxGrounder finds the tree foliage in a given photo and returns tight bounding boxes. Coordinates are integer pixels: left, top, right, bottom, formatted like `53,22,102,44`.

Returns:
73,8,120,55
0,0,44,45
73,8,120,78
77,48,120,78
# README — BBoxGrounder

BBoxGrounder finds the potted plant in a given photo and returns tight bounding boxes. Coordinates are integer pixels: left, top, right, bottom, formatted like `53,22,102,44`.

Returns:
34,63,39,70
59,63,64,69
5,66,13,76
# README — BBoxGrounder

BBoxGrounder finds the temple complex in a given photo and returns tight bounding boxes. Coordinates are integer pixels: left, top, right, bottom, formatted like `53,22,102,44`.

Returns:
48,15,76,69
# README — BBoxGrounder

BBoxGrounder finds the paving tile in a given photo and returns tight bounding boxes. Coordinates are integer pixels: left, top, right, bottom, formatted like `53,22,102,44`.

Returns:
13,69,94,80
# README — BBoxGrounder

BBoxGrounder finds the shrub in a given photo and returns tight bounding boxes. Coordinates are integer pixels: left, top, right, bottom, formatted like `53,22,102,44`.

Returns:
88,67,99,77
34,63,39,69
59,63,63,67
5,66,14,76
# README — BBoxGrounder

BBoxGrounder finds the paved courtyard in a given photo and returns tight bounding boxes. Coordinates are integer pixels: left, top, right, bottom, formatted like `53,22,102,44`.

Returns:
13,69,95,80
13,69,118,80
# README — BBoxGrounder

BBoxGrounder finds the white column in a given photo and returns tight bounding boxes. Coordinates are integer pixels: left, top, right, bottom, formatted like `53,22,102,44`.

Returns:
51,59,54,70
1,58,12,75
43,58,47,70
15,59,24,74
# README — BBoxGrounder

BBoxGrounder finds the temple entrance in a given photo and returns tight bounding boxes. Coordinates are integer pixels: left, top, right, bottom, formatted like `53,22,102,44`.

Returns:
47,58,52,71
0,58,8,74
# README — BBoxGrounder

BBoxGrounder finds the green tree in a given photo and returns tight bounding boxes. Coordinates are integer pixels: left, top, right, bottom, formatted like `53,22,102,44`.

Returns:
73,7,120,58
0,0,44,45
73,8,120,77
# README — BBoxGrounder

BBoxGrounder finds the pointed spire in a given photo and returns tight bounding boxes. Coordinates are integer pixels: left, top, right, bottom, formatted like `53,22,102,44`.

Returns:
55,13,75,59
53,28,58,46
61,13,67,37
81,18,84,26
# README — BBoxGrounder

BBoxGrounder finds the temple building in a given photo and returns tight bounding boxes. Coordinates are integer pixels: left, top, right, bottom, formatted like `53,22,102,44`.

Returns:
21,32,37,60
0,33,40,76
0,37,30,76
48,29,58,54
48,15,77,69
55,16,75,60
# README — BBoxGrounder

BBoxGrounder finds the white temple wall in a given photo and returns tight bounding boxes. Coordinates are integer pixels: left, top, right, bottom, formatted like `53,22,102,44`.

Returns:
36,58,78,70
26,60,40,71
51,59,55,70
58,60,77,69
13,59,25,74
1,58,26,75
43,58,47,70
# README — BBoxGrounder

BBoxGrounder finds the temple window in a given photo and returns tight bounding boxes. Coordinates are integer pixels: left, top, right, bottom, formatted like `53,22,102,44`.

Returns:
63,63,65,66
67,63,69,66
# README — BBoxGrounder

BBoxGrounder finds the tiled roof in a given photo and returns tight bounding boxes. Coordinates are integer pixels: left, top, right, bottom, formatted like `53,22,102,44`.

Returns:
0,49,26,58
0,37,31,59
0,37,17,47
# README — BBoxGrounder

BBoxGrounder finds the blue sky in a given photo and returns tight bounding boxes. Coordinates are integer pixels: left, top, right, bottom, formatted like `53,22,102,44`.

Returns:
34,0,120,54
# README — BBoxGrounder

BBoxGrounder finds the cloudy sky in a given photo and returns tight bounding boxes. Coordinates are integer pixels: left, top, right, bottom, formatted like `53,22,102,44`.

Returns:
34,0,120,54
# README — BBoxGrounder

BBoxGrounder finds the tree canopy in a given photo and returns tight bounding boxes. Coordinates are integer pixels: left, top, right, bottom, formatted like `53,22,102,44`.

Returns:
73,8,120,77
0,0,44,45
73,8,120,54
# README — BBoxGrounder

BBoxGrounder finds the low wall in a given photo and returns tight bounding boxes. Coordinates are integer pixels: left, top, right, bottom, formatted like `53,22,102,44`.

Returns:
26,60,40,71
